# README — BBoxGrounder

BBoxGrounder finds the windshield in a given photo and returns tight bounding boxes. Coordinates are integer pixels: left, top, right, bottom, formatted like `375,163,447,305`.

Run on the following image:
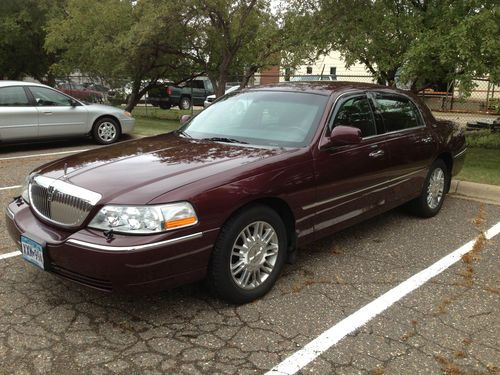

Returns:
179,91,328,147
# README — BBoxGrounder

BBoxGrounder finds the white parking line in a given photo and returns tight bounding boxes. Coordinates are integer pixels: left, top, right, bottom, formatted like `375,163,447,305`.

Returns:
0,185,21,191
267,221,500,375
0,149,88,161
0,251,21,260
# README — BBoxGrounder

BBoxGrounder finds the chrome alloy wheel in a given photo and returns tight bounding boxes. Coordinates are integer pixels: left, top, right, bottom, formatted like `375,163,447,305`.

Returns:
97,121,117,142
427,167,445,209
230,221,279,290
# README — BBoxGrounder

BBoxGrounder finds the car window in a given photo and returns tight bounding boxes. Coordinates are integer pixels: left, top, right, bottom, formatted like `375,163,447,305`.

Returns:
181,91,328,147
374,95,423,132
29,86,73,107
332,96,376,137
189,80,205,89
0,86,30,106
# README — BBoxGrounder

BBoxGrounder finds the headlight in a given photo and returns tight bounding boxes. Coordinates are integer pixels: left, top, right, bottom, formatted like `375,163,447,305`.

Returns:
123,111,133,118
21,173,34,204
88,202,198,234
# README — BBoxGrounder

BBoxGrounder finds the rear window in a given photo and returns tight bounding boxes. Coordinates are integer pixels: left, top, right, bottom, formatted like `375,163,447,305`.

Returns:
0,87,30,107
375,96,423,132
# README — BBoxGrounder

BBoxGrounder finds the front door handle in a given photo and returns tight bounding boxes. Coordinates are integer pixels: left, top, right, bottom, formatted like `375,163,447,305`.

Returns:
43,111,53,115
369,149,385,158
420,136,433,144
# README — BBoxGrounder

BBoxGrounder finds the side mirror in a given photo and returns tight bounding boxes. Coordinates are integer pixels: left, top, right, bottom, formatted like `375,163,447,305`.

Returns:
69,98,78,107
320,125,362,149
180,114,192,125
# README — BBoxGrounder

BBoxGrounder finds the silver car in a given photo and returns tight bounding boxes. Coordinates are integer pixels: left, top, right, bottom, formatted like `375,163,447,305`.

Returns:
0,81,135,145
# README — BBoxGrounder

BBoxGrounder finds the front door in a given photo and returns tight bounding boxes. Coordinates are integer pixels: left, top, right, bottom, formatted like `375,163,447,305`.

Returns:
28,86,88,137
311,93,393,239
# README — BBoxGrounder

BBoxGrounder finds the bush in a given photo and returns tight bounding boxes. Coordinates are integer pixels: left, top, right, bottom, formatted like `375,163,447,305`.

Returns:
465,130,500,149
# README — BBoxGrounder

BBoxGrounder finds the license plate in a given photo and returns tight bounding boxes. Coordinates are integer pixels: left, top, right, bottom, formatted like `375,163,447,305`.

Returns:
20,235,45,270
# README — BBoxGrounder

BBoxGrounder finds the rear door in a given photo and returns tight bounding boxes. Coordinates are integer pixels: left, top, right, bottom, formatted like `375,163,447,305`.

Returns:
28,86,89,137
370,93,437,202
0,86,39,141
311,92,393,238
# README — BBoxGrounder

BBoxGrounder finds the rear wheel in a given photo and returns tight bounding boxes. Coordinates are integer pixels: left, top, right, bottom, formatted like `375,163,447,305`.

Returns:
208,205,287,304
179,96,191,110
92,117,121,145
409,159,448,217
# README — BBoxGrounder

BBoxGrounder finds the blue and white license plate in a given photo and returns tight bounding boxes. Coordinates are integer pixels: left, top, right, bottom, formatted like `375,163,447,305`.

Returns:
20,235,45,270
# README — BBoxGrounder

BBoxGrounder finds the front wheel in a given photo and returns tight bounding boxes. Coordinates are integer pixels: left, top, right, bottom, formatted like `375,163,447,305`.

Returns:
208,205,287,304
92,117,121,145
409,159,448,217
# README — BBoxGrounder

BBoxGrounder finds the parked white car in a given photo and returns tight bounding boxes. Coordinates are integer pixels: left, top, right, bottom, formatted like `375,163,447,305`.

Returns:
203,85,240,108
0,81,135,144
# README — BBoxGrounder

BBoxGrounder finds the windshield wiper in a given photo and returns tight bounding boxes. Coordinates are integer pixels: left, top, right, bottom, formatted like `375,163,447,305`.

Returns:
202,137,248,144
176,129,192,138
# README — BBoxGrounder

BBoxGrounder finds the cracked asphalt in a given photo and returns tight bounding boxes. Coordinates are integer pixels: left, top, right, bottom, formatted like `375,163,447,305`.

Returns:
1,139,499,374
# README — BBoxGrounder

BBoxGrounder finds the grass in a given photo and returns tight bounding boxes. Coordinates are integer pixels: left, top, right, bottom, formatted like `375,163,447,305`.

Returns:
130,106,203,137
131,106,201,121
456,131,500,185
465,130,500,149
456,148,500,185
132,117,180,137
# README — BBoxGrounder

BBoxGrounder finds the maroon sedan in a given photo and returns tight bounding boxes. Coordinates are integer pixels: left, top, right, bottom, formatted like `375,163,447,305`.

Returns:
6,82,466,303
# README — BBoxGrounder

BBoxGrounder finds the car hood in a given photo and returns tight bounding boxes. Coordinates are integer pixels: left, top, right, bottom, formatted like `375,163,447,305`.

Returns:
36,133,289,204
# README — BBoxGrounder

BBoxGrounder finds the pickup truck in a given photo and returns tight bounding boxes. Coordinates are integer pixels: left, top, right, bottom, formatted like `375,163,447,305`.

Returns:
147,77,215,110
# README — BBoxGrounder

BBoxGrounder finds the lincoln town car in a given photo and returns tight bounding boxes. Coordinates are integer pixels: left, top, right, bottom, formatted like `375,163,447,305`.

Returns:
6,82,466,303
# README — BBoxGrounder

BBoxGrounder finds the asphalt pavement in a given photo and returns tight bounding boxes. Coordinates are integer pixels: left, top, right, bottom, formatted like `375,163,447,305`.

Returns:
1,139,499,374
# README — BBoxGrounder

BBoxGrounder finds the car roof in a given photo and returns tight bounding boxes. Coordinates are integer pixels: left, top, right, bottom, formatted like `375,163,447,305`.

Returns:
246,81,403,96
0,80,50,89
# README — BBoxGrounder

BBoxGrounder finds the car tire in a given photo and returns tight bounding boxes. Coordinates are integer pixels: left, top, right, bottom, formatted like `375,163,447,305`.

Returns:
92,117,121,145
208,205,287,304
409,159,448,218
179,96,191,110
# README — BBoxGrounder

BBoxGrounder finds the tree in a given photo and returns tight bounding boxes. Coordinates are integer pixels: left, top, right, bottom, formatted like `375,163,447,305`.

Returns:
45,0,192,112
299,0,499,92
401,1,500,93
0,0,63,84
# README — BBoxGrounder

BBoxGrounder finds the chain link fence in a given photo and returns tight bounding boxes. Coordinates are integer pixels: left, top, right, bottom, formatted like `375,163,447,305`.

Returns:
53,73,499,129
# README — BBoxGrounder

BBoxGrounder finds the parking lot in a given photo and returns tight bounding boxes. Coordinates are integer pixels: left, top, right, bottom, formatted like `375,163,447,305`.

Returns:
1,139,499,375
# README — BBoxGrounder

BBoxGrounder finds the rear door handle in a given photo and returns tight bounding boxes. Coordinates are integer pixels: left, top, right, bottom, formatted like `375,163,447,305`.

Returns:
420,136,433,144
369,149,385,158
43,111,53,115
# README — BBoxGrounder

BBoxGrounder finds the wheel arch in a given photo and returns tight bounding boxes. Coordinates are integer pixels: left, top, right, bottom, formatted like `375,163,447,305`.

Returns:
91,114,122,134
435,152,453,192
221,197,297,256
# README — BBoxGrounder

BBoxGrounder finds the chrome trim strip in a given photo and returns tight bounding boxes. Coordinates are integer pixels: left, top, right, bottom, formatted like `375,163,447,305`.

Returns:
302,169,424,210
32,175,102,205
453,148,467,159
6,206,15,220
362,125,426,141
66,232,203,252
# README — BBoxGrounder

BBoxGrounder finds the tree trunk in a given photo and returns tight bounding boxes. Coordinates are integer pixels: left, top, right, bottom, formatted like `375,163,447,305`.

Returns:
241,66,258,88
125,80,151,112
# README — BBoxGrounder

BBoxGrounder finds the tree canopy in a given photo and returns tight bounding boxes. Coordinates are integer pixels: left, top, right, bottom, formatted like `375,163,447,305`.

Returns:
298,0,500,92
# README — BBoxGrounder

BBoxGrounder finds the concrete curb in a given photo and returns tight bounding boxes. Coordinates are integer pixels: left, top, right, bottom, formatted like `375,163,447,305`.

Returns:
450,179,500,205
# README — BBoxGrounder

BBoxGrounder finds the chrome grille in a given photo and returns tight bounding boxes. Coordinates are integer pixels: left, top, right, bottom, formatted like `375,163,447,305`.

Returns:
29,175,102,228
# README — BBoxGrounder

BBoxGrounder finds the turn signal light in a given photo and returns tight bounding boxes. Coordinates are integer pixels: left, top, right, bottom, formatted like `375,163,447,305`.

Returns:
164,216,197,229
